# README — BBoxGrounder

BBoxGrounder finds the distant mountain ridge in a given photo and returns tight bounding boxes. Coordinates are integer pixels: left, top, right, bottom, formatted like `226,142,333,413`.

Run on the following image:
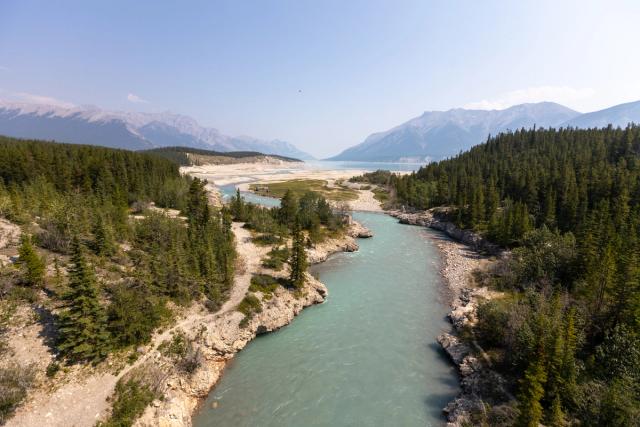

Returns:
563,100,640,129
0,101,314,159
329,102,580,162
329,100,640,162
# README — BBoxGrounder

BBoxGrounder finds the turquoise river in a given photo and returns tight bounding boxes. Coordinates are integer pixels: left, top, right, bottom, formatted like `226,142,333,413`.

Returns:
193,212,459,427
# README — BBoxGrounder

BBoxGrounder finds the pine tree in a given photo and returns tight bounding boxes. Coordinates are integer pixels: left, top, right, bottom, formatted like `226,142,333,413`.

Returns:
289,218,307,289
560,308,578,407
57,238,110,363
231,188,245,220
516,348,548,427
92,215,114,256
548,395,565,427
279,190,298,227
17,234,45,287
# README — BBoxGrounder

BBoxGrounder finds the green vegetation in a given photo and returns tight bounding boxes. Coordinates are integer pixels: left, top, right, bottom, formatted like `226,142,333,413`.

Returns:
0,363,35,424
372,187,389,204
231,187,346,243
262,246,289,271
0,137,236,364
251,233,283,246
16,235,45,287
237,294,262,327
98,378,157,427
289,219,308,289
249,274,282,299
249,179,358,201
359,126,640,424
57,237,111,363
158,332,188,360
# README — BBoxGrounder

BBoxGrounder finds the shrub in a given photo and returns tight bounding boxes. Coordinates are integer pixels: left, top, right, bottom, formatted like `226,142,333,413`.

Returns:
261,246,289,271
252,233,282,246
475,299,510,348
249,274,281,298
0,363,35,424
237,294,262,328
46,361,60,378
98,378,156,427
158,332,188,360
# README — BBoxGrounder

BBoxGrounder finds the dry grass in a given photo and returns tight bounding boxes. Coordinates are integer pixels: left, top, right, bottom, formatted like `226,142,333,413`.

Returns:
249,179,358,201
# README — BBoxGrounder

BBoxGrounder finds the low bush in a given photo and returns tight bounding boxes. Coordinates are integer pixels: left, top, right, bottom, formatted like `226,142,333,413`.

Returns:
252,234,282,246
98,378,156,427
237,294,262,328
0,363,35,424
249,274,281,298
261,246,289,271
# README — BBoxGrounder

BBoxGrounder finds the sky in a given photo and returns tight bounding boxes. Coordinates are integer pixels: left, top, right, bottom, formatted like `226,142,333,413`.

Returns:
1,0,640,158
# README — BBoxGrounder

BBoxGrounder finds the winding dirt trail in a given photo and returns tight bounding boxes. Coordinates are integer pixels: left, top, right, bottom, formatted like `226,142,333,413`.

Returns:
217,223,268,315
6,222,262,427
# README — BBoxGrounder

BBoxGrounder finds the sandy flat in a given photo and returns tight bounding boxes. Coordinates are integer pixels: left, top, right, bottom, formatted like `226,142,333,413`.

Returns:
181,162,384,211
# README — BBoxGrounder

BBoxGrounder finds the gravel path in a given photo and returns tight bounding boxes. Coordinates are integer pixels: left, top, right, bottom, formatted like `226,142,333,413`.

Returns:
217,223,268,314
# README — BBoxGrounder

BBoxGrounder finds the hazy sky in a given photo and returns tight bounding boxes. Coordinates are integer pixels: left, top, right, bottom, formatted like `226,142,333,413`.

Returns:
1,0,640,157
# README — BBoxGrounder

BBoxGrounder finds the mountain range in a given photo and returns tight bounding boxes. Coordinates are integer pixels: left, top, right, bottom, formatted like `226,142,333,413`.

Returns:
329,100,640,162
0,101,314,159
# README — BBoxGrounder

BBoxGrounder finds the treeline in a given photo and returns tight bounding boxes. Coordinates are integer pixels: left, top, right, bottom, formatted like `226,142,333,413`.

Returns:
145,146,299,166
0,137,235,363
360,126,640,425
230,188,345,288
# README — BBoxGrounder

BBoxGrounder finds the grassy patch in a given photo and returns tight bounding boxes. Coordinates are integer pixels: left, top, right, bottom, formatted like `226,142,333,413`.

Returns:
250,179,358,201
261,246,289,271
372,187,390,203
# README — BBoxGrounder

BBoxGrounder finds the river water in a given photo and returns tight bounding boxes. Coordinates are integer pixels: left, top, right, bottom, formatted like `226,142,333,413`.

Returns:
192,212,459,427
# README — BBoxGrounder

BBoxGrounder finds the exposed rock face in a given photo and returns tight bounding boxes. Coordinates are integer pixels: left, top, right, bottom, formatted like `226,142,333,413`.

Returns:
135,276,327,427
346,220,373,239
306,233,359,264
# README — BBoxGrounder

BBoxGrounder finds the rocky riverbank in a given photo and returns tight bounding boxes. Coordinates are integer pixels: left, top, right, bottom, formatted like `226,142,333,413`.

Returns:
389,209,509,426
134,221,371,427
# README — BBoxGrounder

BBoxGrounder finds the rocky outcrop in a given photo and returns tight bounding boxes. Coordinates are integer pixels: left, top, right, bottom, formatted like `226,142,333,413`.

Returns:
135,276,327,427
439,331,511,426
306,222,366,264
346,220,373,238
388,210,500,255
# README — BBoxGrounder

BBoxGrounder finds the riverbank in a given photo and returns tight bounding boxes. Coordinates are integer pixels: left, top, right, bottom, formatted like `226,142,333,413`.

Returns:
133,220,371,427
388,209,509,426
